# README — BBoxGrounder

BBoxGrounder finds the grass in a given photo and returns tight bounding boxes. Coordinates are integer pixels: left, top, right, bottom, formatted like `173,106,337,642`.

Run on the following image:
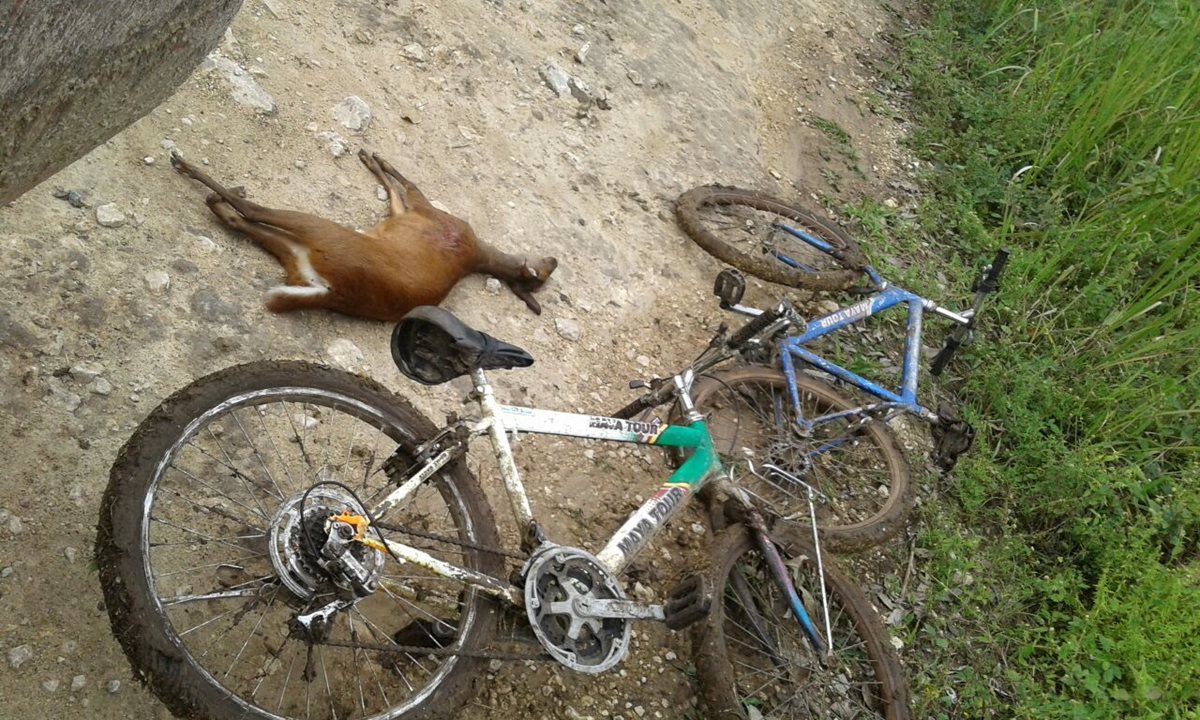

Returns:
887,1,1200,717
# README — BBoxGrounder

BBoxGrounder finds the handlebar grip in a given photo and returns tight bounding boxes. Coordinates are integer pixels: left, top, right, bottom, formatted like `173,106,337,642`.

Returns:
978,248,1010,293
929,336,961,377
611,395,654,419
727,305,785,348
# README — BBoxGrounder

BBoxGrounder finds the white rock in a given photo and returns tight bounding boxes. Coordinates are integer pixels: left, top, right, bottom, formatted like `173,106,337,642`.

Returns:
196,234,220,252
554,318,581,342
143,270,171,293
202,54,277,114
89,377,113,396
401,43,427,63
485,278,502,294
71,675,87,692
64,547,78,563
142,156,155,166
43,679,60,693
376,185,388,201
635,355,650,367
540,62,571,97
334,96,371,132
69,362,104,382
575,42,591,64
317,131,349,158
106,679,121,694
45,378,81,412
95,203,126,228
326,338,366,370
7,645,32,669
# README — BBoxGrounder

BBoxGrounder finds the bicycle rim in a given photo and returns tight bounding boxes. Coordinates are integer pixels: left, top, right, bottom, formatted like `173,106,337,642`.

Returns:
694,526,910,719
693,366,911,552
676,185,867,291
99,362,499,720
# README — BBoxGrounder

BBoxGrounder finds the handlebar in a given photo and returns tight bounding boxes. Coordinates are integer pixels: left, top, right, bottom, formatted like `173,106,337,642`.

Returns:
727,303,788,348
930,248,1009,377
612,378,670,419
976,249,1010,294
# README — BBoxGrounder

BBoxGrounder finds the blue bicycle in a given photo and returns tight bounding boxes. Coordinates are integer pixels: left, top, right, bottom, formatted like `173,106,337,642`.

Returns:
617,185,1008,554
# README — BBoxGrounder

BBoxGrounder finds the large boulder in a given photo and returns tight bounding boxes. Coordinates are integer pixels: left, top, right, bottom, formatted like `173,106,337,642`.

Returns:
0,0,243,204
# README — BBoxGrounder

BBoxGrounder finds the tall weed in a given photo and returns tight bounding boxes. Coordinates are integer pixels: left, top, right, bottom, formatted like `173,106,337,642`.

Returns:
902,0,1200,716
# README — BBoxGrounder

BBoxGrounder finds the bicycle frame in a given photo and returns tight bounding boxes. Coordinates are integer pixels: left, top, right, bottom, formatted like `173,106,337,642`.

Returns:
767,223,974,427
366,368,722,606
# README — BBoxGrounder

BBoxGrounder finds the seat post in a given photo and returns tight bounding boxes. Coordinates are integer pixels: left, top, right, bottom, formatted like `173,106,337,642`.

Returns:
471,368,534,529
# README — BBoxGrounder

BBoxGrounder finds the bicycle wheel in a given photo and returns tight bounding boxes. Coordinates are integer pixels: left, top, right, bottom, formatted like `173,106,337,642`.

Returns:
676,185,868,290
96,360,502,720
693,526,910,719
692,366,911,552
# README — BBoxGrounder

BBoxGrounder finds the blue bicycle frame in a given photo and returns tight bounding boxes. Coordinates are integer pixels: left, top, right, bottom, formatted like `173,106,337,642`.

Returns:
767,223,966,428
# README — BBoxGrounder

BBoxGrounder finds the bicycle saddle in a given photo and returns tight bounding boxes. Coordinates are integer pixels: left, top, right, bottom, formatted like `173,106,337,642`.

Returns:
391,306,534,385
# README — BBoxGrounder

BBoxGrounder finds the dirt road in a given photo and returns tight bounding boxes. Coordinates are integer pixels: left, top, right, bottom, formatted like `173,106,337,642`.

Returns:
0,0,914,716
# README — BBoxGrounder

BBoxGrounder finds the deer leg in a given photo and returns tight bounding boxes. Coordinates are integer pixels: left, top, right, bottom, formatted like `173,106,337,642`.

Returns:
207,196,332,293
357,149,409,217
264,285,333,314
173,153,349,240
372,153,433,209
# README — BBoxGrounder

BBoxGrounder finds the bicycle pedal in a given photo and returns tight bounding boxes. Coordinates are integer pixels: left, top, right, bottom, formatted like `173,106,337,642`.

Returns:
663,574,711,630
931,401,975,472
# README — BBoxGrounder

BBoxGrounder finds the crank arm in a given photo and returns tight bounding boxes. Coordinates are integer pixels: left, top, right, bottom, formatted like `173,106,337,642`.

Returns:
571,597,666,622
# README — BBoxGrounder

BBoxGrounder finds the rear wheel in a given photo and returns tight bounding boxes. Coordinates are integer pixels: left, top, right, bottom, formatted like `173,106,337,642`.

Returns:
676,185,868,290
96,361,502,720
692,366,912,552
693,526,910,719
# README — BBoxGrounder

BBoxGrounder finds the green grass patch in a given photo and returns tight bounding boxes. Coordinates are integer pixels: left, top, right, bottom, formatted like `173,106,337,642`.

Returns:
893,0,1200,717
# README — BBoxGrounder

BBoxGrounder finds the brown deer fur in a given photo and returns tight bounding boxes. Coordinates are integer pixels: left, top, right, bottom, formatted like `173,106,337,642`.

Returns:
169,150,557,321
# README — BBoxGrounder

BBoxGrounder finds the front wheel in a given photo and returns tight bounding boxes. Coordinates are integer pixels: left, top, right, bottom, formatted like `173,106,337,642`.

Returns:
693,526,910,719
676,185,868,291
96,360,503,720
691,366,912,552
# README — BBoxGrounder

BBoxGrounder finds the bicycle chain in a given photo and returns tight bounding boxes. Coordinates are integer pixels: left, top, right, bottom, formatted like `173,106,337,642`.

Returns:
370,520,527,561
321,521,548,660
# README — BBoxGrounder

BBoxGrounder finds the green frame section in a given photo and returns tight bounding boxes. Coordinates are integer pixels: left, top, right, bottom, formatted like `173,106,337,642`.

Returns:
652,420,723,488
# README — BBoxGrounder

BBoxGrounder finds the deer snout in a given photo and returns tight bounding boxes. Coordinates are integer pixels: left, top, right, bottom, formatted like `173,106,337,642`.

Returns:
507,257,558,315
523,256,558,286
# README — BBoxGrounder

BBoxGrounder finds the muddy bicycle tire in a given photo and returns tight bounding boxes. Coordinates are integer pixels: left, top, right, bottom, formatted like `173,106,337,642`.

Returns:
691,366,911,552
676,185,868,290
693,526,910,719
96,360,503,720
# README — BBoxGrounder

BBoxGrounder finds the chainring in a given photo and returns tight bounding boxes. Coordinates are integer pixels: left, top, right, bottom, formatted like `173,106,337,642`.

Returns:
523,546,631,673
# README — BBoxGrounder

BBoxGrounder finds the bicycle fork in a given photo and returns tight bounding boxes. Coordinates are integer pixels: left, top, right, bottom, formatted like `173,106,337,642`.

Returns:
742,509,826,656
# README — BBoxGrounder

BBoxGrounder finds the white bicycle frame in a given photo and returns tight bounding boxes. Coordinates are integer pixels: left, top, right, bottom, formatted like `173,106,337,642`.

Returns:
365,368,721,607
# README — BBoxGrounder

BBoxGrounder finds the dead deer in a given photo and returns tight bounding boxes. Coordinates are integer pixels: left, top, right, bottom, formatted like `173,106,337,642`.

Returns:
169,150,557,320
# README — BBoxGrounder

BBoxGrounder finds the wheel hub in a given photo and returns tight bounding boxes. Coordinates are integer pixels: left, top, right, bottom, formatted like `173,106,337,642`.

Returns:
268,487,384,599
523,546,631,673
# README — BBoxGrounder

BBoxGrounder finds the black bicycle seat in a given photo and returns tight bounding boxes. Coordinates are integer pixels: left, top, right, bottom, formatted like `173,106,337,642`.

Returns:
391,306,534,385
